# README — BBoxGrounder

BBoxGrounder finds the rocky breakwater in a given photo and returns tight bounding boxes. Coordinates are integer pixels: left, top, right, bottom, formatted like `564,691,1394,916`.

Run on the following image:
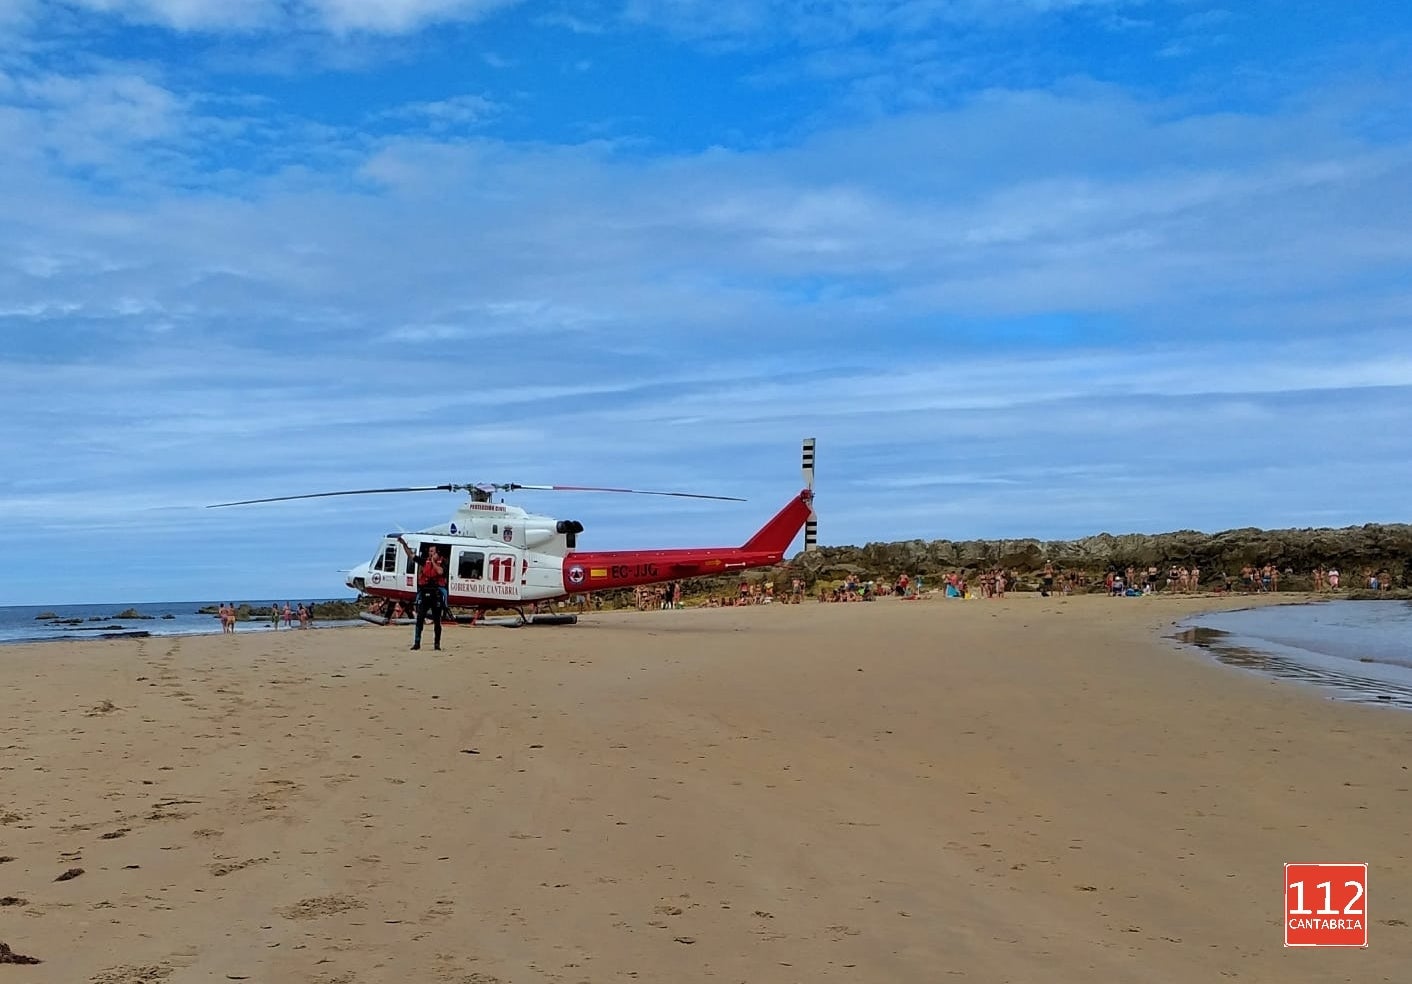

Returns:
786,523,1412,592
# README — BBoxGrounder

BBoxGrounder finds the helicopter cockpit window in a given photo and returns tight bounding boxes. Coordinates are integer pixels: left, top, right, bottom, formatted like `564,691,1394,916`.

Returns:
376,544,397,572
458,551,485,580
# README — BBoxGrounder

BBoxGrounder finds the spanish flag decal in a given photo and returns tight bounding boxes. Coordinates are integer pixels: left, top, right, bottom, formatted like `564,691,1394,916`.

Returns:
590,568,609,579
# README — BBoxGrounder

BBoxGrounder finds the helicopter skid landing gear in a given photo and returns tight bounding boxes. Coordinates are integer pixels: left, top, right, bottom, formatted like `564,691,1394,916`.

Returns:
476,611,579,628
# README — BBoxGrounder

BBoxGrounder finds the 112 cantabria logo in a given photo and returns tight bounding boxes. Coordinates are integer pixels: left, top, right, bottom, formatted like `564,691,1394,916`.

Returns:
1284,863,1368,948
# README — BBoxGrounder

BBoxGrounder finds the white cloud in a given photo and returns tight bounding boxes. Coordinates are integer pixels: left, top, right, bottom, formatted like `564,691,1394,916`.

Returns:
4,61,1412,602
300,0,518,34
374,93,499,130
621,0,1149,44
8,69,186,166
534,10,607,34
37,0,520,34
61,0,276,31
5,77,1409,343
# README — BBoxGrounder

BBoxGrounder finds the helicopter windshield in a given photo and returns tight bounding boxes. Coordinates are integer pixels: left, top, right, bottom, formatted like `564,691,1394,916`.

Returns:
373,542,397,572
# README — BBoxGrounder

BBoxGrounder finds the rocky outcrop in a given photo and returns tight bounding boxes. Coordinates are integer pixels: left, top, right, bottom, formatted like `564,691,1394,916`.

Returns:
785,523,1411,590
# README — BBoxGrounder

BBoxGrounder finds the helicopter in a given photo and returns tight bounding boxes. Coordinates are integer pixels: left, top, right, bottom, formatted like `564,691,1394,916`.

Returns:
210,439,819,624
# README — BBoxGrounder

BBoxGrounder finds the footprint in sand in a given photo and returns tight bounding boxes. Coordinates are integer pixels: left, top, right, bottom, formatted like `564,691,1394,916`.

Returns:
278,895,366,919
208,857,269,877
419,899,456,924
88,964,174,983
147,799,199,822
235,779,303,819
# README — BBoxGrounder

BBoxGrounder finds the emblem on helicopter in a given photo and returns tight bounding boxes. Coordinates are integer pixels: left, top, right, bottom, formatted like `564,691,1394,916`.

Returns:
568,565,586,585
449,522,458,534
503,525,514,543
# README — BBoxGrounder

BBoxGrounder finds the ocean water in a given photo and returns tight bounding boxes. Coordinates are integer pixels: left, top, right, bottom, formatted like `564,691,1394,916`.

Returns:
1174,600,1412,709
0,600,363,646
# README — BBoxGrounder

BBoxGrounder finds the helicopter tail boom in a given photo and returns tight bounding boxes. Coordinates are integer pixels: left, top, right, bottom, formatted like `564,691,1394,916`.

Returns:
559,488,814,594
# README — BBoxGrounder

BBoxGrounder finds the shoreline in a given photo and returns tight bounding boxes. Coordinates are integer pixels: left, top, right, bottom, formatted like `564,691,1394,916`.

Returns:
2,595,1407,981
1168,597,1412,711
0,599,365,648
3,587,1389,647
0,620,366,647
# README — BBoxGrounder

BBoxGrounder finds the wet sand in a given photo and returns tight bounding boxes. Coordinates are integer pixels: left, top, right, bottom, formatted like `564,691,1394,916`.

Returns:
1,594,1408,982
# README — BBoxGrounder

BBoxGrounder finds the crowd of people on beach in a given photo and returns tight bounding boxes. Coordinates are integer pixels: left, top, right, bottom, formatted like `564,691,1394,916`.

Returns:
215,602,314,632
845,560,1401,600
1105,564,1207,596
273,602,313,629
1309,565,1397,592
1098,562,1401,596
636,578,814,608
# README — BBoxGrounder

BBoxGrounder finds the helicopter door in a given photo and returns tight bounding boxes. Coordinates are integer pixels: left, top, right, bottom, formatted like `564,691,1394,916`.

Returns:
367,539,408,592
451,548,485,603
451,546,520,602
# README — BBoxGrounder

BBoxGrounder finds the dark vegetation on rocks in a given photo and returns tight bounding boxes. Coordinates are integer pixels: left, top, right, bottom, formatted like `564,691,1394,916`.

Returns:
788,522,1412,593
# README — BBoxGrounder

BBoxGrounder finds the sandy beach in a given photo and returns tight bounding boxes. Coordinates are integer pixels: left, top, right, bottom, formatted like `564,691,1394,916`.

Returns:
2,594,1408,983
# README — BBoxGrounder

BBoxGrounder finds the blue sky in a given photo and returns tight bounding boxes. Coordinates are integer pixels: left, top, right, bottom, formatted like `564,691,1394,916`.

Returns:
3,0,1411,605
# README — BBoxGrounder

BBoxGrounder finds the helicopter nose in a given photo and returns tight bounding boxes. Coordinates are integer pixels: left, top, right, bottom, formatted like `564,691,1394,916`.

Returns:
346,562,370,592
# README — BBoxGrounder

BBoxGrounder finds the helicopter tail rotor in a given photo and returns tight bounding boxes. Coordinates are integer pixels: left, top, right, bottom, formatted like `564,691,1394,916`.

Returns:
802,437,817,552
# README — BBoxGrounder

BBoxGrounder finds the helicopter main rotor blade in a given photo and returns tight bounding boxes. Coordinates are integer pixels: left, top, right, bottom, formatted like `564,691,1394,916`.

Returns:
209,482,744,508
506,484,745,502
207,485,458,508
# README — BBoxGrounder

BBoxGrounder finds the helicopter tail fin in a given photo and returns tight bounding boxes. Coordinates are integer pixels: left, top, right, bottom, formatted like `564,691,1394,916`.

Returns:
739,490,814,556
739,438,816,557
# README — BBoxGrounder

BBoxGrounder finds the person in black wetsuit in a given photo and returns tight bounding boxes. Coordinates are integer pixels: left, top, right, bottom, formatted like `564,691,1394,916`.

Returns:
397,535,445,651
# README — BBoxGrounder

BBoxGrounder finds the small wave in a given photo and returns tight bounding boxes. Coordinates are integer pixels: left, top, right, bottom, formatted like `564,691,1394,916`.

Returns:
1172,604,1412,710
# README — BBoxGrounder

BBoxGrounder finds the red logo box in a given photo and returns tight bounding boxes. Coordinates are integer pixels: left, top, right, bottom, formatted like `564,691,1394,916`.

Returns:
1284,863,1368,947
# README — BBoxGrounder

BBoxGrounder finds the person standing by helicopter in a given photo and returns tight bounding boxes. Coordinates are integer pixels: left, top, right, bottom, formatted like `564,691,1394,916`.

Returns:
397,535,444,651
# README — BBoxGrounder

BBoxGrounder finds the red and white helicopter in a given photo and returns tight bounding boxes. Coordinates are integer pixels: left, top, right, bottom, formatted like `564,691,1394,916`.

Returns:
211,439,818,624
